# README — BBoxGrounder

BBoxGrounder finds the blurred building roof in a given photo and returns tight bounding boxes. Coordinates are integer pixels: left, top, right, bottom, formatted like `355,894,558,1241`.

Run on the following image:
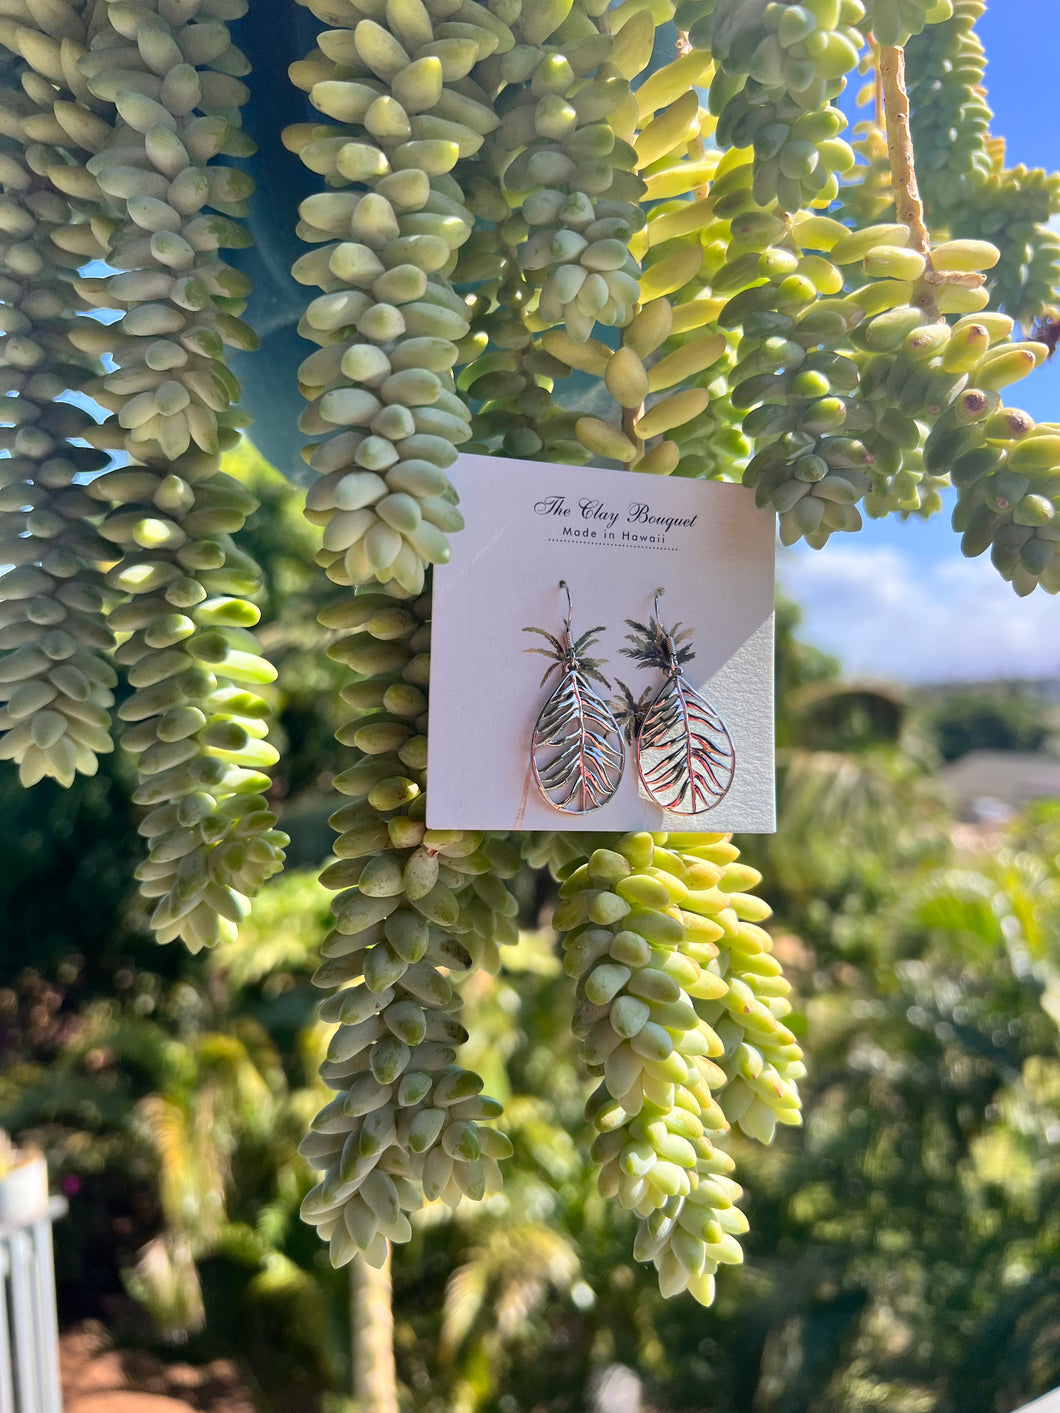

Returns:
937,750,1060,821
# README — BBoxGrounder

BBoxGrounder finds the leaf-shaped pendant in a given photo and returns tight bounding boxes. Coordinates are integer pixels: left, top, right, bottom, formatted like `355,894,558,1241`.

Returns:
525,583,624,815
531,666,625,814
618,589,735,816
637,675,734,814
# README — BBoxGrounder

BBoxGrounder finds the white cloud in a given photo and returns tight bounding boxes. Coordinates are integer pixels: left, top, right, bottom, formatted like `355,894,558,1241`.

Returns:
778,543,1060,684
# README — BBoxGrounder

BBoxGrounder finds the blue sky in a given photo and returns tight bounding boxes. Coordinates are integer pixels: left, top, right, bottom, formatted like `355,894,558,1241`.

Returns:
780,6,1060,683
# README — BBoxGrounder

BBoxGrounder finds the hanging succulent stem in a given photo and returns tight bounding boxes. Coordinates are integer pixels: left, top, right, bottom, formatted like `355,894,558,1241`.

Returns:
288,0,524,1266
0,39,119,789
350,1252,399,1413
0,0,288,952
79,0,287,953
555,829,800,1301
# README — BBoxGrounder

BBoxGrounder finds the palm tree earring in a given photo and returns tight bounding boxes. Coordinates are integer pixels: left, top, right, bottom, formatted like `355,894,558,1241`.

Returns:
617,588,735,815
523,581,625,814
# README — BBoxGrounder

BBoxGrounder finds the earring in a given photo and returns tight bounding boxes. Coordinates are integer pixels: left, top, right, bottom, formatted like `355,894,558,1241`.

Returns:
618,588,734,815
523,581,625,814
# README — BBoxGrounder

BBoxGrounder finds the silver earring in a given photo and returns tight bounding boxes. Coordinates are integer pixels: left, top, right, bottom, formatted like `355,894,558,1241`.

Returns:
618,588,734,815
524,581,624,814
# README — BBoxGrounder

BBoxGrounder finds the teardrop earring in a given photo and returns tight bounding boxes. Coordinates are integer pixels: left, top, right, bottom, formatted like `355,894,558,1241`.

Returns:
523,581,625,814
619,588,735,815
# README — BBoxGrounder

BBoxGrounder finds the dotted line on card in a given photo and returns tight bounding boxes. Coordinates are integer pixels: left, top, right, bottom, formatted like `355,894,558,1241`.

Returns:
547,538,679,551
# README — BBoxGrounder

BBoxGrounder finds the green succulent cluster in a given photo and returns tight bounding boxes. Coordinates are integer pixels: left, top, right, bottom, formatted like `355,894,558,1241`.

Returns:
555,831,801,1302
461,38,750,475
660,138,1060,580
452,1,650,464
692,163,1001,539
694,0,863,213
960,168,1060,334
287,0,510,598
0,46,118,790
905,1,1060,330
300,584,520,1266
0,0,286,951
78,0,286,951
904,0,991,215
843,3,1060,333
452,4,659,464
859,0,954,47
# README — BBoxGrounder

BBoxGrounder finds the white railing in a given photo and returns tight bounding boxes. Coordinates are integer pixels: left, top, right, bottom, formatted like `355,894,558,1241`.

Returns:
0,1199,66,1413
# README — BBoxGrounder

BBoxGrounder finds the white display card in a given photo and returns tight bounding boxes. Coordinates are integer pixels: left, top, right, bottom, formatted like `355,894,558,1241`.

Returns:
427,454,776,833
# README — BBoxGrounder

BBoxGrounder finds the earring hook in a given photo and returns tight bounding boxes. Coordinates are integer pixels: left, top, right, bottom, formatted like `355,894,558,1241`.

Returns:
653,586,665,625
559,579,573,632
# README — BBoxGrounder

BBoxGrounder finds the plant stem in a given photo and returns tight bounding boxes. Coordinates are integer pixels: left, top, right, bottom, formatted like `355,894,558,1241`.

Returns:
879,45,984,314
879,45,930,256
677,29,712,200
350,1252,399,1413
880,44,946,321
623,404,645,464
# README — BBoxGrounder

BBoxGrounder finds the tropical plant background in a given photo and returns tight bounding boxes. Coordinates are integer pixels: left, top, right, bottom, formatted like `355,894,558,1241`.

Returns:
2,445,1059,1413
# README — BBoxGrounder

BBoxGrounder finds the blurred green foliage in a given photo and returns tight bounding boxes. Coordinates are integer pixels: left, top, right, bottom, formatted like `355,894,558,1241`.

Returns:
915,688,1054,765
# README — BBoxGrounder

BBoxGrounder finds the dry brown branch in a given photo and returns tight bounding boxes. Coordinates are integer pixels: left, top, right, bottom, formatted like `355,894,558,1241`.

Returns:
879,45,931,256
923,270,985,288
880,44,942,321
